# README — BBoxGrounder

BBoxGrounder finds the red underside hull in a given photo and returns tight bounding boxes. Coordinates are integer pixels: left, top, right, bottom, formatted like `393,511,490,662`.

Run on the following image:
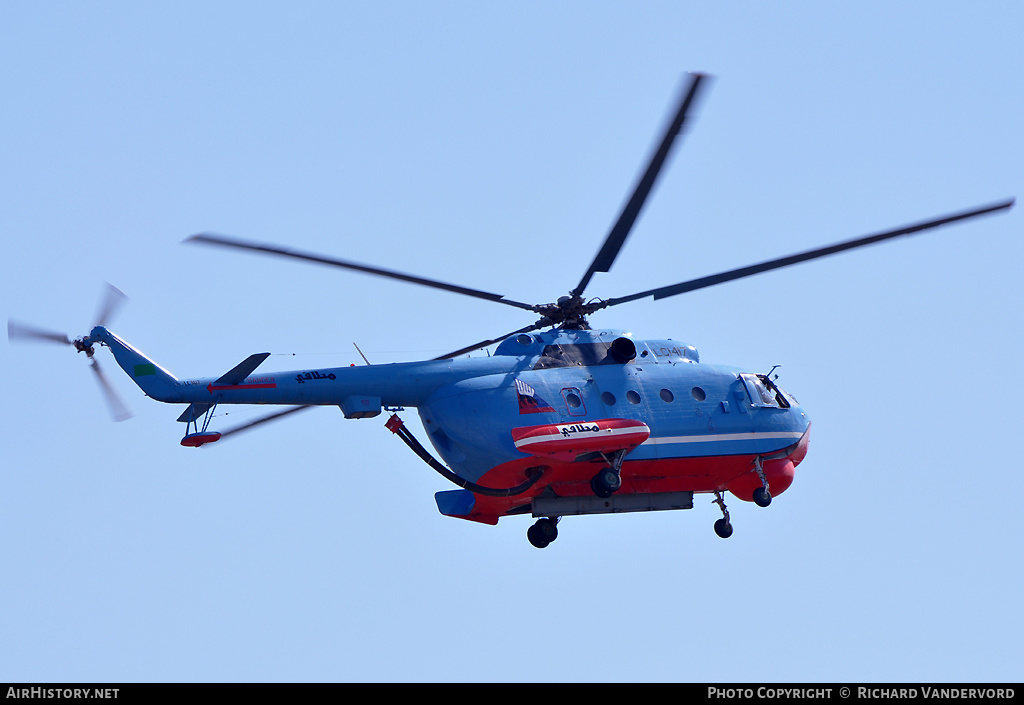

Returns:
456,427,810,525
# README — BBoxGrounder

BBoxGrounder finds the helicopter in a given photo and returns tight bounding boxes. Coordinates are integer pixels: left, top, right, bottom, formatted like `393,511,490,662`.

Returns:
8,73,1014,548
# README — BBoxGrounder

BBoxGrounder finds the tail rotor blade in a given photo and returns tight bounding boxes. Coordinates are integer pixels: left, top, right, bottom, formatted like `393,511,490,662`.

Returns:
90,359,133,422
7,320,72,346
95,282,129,327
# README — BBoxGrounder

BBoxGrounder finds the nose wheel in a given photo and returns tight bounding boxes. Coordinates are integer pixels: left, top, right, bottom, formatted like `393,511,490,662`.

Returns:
752,455,772,507
752,486,772,507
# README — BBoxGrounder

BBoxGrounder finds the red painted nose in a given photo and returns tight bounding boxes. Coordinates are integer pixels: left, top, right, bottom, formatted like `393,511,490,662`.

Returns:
727,459,796,502
726,425,810,501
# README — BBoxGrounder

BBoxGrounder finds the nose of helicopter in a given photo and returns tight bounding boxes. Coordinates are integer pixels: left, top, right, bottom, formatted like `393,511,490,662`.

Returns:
788,419,811,465
779,395,811,466
725,376,811,502
726,421,810,502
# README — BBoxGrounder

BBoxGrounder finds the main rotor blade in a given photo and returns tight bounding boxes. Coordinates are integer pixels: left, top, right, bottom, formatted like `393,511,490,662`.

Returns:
433,321,549,360
90,359,133,422
572,72,708,298
604,199,1015,307
216,405,313,441
7,320,72,345
186,233,536,311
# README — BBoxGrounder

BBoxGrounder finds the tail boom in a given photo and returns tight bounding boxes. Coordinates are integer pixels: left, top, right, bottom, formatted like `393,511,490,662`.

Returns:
90,326,520,412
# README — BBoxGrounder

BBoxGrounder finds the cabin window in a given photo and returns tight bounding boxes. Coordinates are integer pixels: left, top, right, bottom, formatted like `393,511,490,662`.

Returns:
690,386,706,401
626,390,641,405
660,388,674,402
601,391,617,406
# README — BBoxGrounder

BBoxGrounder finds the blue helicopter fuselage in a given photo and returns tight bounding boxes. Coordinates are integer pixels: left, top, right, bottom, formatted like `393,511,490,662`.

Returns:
93,325,810,524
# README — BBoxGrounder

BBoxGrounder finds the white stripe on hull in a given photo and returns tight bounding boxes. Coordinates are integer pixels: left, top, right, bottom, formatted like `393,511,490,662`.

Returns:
643,431,805,446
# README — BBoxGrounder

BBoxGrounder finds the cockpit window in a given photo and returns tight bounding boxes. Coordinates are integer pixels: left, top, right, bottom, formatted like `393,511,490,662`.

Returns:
779,388,799,407
740,373,791,409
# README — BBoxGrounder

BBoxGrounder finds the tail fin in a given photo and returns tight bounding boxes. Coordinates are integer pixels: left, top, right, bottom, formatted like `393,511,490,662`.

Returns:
90,326,182,403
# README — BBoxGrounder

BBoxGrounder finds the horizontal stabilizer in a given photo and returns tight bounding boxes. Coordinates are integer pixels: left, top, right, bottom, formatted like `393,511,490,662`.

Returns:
214,352,271,386
177,402,214,423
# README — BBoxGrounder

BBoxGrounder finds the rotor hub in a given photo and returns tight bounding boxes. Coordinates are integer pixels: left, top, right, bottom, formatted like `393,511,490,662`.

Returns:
531,295,592,330
73,337,96,358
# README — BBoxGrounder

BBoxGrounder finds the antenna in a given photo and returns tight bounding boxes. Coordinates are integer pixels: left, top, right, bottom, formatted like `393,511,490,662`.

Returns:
353,342,372,365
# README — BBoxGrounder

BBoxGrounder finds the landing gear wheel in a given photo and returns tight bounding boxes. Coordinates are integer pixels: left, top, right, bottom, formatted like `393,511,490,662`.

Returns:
712,491,733,538
752,486,772,507
751,456,771,507
714,518,734,539
590,467,621,498
527,518,558,548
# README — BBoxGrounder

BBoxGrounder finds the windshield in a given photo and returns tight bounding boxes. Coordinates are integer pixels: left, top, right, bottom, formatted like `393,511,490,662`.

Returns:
740,373,791,409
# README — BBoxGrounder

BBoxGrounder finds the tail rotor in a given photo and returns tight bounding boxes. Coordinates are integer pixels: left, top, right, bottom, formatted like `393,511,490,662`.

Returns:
7,283,134,422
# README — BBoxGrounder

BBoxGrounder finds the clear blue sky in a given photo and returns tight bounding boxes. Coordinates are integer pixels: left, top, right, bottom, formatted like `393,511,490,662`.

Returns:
2,2,1021,682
